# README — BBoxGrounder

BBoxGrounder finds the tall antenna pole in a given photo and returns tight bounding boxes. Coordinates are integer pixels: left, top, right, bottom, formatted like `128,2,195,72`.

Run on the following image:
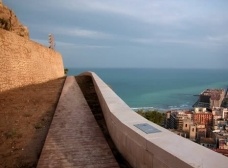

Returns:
48,34,55,49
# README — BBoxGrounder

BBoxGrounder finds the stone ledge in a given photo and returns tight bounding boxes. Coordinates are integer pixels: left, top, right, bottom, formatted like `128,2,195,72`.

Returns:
82,71,228,168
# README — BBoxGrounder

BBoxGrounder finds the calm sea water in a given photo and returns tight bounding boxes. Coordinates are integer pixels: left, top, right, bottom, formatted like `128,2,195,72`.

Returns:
68,68,228,111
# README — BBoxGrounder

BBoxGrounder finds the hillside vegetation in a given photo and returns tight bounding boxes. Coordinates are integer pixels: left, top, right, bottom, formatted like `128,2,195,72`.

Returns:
136,109,165,126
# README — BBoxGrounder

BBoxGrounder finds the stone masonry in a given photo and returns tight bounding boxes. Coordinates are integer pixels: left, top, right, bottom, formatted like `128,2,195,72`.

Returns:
0,28,64,92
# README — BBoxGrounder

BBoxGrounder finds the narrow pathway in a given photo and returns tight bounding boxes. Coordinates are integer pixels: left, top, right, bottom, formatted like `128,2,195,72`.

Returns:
76,75,132,168
37,76,119,168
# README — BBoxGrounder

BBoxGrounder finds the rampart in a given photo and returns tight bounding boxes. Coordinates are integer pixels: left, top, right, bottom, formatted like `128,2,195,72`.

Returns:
81,71,228,168
0,28,64,92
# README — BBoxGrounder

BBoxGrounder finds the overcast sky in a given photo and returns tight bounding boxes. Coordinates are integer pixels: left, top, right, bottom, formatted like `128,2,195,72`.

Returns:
4,0,228,69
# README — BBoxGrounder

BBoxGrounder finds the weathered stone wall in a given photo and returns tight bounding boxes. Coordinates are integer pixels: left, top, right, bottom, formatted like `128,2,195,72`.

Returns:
0,28,64,92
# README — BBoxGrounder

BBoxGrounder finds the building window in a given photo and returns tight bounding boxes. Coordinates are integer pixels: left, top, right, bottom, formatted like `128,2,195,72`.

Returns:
185,124,187,127
192,128,195,132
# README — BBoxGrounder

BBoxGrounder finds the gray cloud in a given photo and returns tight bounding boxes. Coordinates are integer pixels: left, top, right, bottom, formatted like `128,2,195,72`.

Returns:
4,0,228,69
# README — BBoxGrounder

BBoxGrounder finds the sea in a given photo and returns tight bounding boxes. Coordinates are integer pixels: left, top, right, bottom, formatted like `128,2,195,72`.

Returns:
68,68,228,112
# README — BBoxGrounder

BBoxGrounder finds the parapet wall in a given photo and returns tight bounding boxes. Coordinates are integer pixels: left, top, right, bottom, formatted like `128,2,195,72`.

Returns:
0,29,64,92
82,72,228,168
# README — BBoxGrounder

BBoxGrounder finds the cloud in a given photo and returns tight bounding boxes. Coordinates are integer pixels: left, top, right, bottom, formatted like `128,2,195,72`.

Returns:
30,25,115,39
5,0,228,69
57,42,112,49
18,0,228,42
59,0,226,27
130,35,228,50
57,27,113,39
43,0,185,28
32,38,112,49
66,0,186,26
207,34,228,43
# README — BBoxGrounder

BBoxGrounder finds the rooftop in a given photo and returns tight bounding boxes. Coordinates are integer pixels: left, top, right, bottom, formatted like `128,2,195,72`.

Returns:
202,89,225,100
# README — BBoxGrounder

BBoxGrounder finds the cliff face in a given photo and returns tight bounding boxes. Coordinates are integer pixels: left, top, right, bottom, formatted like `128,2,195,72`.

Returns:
0,1,29,38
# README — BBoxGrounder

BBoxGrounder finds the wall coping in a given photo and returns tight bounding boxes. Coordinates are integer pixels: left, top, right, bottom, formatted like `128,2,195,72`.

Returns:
81,71,228,168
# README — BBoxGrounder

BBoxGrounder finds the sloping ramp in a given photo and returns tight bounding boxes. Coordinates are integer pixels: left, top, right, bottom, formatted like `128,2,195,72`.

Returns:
37,76,119,168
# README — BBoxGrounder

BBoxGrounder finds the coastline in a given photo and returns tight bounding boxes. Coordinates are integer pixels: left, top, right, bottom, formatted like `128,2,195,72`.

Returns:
68,68,228,112
131,106,193,112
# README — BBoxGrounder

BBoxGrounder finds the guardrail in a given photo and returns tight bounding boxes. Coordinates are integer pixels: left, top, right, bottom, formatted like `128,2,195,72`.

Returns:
81,72,228,168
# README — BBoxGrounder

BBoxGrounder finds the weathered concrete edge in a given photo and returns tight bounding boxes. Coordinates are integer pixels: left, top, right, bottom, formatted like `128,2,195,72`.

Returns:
80,71,228,168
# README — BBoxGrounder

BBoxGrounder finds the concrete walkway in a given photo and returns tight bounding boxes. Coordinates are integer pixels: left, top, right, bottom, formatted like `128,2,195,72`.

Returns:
37,76,119,168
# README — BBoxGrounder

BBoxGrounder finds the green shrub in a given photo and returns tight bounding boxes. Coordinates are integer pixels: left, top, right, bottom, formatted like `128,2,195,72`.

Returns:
136,109,165,126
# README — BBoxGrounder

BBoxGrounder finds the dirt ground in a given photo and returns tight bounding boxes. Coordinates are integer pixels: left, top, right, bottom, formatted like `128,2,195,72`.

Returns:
0,77,65,168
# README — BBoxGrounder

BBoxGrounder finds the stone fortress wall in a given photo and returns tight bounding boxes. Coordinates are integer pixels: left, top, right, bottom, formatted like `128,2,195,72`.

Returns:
0,28,64,92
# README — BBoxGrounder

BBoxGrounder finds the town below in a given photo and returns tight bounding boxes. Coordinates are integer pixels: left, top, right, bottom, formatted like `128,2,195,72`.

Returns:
164,88,228,156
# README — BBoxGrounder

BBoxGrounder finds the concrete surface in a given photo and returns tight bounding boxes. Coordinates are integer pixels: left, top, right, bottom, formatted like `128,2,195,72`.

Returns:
37,76,119,168
38,72,228,168
82,71,228,168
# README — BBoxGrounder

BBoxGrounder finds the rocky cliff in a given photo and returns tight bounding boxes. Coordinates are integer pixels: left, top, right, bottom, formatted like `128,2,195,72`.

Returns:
0,1,29,38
